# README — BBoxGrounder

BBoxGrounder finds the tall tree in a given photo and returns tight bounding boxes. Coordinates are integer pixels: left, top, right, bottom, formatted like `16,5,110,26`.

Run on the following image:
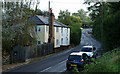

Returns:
84,1,120,51
58,10,72,26
72,9,91,27
57,10,82,45
2,2,36,53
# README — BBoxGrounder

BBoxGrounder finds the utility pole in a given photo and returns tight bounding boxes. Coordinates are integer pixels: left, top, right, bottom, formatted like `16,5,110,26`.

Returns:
48,1,54,43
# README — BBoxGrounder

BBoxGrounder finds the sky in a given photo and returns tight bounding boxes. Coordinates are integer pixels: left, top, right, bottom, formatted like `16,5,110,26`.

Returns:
37,0,89,18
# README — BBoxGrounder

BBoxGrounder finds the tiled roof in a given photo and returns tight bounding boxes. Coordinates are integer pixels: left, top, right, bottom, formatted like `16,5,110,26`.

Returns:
29,15,68,28
37,16,49,24
54,21,62,27
28,16,44,25
56,21,67,27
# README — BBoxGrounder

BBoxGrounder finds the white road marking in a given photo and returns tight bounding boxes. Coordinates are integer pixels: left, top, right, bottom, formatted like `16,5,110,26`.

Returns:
37,60,66,73
59,69,66,72
57,61,65,65
40,66,52,72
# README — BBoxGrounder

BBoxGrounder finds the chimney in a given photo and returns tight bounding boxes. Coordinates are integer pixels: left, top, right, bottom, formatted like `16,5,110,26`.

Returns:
49,8,54,43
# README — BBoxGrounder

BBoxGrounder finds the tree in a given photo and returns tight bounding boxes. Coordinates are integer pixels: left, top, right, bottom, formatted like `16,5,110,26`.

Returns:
72,9,92,27
58,10,72,26
84,1,120,51
57,10,82,45
2,2,37,53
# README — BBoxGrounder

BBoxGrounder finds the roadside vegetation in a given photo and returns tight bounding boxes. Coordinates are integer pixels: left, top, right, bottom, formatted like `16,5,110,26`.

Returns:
71,48,119,72
57,9,91,46
83,48,119,72
70,1,120,72
85,1,120,51
2,2,45,65
2,2,37,54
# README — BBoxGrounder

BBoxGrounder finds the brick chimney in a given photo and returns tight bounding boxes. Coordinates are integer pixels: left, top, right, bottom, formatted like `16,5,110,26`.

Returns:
49,8,54,43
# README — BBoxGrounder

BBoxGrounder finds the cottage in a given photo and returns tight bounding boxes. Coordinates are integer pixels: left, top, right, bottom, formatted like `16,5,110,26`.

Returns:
29,15,70,48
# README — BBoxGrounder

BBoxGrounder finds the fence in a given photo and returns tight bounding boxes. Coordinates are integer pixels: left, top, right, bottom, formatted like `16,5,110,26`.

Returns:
10,43,54,63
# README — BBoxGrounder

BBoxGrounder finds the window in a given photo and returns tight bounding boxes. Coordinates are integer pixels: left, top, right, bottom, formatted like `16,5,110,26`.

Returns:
38,27,41,32
61,28,63,33
38,41,41,44
61,38,63,44
68,55,82,60
56,27,58,32
81,48,92,52
67,28,68,33
46,26,48,32
56,39,59,45
66,38,68,44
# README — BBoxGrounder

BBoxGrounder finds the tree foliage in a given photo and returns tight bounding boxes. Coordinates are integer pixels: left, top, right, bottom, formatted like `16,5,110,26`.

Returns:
2,2,37,52
57,10,82,45
36,9,49,17
85,1,120,51
72,9,92,27
58,10,72,26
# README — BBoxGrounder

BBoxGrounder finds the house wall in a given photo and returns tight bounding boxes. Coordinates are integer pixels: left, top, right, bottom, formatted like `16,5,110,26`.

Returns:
67,28,70,45
54,27,61,48
36,25,70,48
60,27,63,45
63,27,67,46
45,25,49,43
60,27,70,46
36,25,49,44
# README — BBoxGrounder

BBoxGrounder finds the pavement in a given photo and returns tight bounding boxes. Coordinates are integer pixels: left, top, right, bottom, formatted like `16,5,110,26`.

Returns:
2,28,101,74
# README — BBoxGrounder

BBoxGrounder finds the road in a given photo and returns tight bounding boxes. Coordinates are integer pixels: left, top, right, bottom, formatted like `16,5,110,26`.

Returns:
3,28,101,74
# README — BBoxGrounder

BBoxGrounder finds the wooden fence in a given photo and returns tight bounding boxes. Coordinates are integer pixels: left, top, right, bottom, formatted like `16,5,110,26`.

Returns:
10,43,54,63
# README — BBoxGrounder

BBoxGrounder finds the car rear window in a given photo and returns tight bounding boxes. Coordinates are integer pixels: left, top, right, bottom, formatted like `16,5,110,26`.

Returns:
68,55,82,60
81,47,92,52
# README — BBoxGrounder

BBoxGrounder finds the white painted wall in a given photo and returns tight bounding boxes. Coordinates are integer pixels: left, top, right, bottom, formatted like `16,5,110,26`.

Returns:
60,27,70,46
36,25,70,48
67,28,70,45
54,27,61,48
36,25,49,44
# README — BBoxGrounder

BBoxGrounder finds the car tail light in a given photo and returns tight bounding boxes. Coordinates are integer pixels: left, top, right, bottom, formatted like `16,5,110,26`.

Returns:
79,61,84,62
79,59,84,62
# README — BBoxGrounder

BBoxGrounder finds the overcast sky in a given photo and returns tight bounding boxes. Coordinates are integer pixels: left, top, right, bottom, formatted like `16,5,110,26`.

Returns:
37,0,89,18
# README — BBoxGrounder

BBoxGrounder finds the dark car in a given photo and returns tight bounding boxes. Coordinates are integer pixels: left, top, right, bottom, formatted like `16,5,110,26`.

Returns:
87,31,92,34
66,52,84,71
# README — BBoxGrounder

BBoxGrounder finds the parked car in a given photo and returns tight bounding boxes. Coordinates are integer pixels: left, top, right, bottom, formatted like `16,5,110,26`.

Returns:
87,31,92,34
66,52,84,71
80,46,97,58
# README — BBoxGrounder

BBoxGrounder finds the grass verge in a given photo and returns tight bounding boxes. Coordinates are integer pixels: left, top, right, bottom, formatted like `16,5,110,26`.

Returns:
83,48,120,72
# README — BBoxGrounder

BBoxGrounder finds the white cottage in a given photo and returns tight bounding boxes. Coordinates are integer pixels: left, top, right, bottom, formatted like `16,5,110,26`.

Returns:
29,15,70,48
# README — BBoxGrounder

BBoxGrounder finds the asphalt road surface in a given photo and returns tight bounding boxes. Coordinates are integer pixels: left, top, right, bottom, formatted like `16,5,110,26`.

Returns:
3,28,101,74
